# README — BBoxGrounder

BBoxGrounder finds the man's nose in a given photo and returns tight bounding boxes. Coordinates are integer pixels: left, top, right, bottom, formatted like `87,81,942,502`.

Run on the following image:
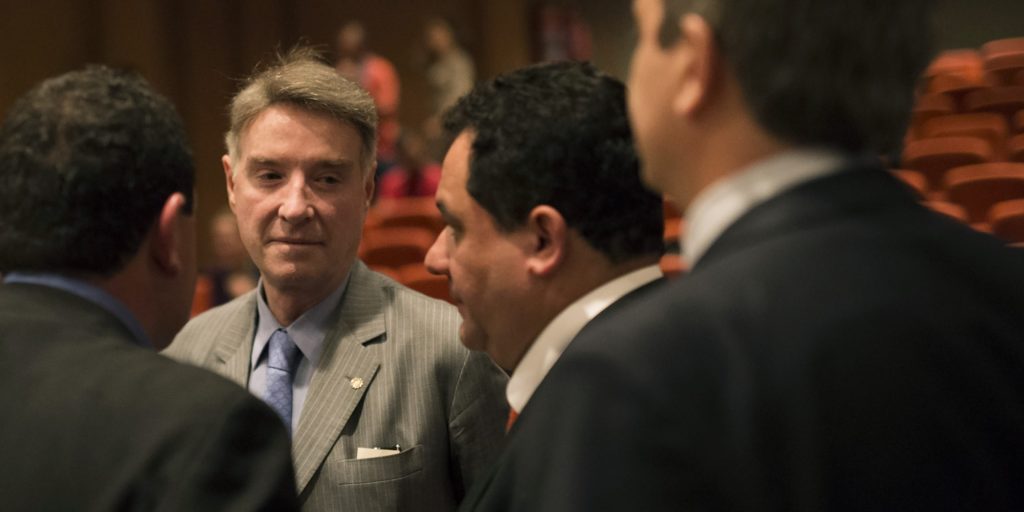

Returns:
424,230,450,276
278,175,313,223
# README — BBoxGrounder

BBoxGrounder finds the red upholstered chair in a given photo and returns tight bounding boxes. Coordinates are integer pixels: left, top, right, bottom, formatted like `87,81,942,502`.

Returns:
1009,134,1024,163
963,86,1024,119
901,136,994,190
359,226,438,270
925,200,969,223
368,197,445,235
924,49,983,87
989,198,1024,244
943,163,1024,222
1014,109,1024,133
920,113,1009,158
981,38,1024,85
659,253,687,279
664,216,684,244
892,169,929,199
908,93,956,139
399,263,452,303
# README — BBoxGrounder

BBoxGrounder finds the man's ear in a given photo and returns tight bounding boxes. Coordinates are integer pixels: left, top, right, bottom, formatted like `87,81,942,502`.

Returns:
222,154,237,212
673,14,720,117
524,205,568,277
150,192,189,276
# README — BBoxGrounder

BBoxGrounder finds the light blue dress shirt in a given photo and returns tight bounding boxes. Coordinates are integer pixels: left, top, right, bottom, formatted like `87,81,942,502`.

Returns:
249,276,349,432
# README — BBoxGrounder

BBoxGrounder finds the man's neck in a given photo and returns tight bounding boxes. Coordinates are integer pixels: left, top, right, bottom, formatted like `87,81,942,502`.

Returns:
263,283,337,326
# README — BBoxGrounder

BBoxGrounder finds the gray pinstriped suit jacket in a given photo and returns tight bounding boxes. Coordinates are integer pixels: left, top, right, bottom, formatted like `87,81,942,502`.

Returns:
163,261,508,511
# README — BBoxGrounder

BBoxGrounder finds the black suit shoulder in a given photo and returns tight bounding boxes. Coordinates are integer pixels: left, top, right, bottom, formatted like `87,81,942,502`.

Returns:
0,283,299,511
499,170,1024,511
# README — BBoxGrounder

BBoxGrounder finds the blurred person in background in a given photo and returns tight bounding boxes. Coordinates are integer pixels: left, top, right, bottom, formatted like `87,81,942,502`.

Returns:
377,129,442,200
422,17,475,154
336,20,401,170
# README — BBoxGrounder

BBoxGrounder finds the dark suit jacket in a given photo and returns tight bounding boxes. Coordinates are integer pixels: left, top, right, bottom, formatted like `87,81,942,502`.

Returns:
0,283,299,511
460,277,665,511
472,164,1024,511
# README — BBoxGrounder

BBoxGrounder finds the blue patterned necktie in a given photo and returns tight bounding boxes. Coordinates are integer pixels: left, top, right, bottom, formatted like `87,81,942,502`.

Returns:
263,328,302,434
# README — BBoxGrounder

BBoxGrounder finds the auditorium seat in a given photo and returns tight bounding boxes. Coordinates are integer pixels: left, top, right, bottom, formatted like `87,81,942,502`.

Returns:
1010,134,1024,162
368,197,445,234
929,73,986,102
1014,109,1024,133
981,37,1024,85
920,113,1009,157
963,86,1024,119
359,226,437,270
943,163,1024,222
664,216,684,242
924,49,983,86
901,136,994,189
925,200,969,223
399,263,452,303
989,198,1024,244
908,93,957,138
659,253,686,279
893,169,929,199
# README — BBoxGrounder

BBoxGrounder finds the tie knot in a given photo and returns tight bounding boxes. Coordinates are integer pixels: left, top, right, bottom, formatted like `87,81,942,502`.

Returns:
268,328,301,373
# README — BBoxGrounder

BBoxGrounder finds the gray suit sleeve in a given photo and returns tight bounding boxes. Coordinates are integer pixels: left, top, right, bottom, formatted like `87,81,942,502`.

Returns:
448,349,509,500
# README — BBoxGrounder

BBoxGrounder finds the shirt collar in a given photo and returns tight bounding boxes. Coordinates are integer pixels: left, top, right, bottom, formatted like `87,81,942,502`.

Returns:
683,149,846,267
251,275,350,371
506,265,663,413
2,272,152,348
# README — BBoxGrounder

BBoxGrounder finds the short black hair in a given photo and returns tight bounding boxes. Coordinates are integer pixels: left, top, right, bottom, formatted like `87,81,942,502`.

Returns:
659,0,934,155
443,61,664,264
0,66,194,276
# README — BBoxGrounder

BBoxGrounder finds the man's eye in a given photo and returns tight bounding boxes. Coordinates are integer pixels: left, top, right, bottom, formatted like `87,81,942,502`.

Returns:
448,225,463,242
255,171,282,181
317,175,341,185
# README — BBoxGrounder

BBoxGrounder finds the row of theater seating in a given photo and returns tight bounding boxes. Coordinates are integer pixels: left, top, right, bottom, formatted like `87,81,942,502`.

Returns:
899,37,1024,245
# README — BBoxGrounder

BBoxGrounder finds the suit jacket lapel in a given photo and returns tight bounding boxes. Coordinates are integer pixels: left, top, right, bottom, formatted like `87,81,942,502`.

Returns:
292,262,387,494
210,294,257,387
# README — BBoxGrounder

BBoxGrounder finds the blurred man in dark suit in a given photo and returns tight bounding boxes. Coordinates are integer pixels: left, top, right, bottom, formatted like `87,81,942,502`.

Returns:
0,66,298,510
490,0,1024,510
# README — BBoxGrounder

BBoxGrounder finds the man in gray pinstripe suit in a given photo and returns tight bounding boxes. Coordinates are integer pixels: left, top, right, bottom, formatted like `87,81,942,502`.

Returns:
164,47,508,511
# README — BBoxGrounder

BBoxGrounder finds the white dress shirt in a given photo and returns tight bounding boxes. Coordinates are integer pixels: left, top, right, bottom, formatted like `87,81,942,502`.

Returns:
684,149,846,266
506,265,663,413
250,277,348,432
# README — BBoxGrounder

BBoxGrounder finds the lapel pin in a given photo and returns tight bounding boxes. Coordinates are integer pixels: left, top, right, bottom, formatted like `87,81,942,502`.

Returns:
350,377,364,389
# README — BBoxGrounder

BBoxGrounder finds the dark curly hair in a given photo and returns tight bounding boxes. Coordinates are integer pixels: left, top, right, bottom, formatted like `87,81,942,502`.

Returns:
0,66,194,276
443,61,663,264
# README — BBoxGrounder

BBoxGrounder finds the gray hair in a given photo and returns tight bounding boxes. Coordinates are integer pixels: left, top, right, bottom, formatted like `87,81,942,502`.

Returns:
224,47,378,171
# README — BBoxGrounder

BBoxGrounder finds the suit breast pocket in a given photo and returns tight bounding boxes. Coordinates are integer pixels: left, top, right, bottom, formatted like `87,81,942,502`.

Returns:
326,444,424,485
317,445,428,510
